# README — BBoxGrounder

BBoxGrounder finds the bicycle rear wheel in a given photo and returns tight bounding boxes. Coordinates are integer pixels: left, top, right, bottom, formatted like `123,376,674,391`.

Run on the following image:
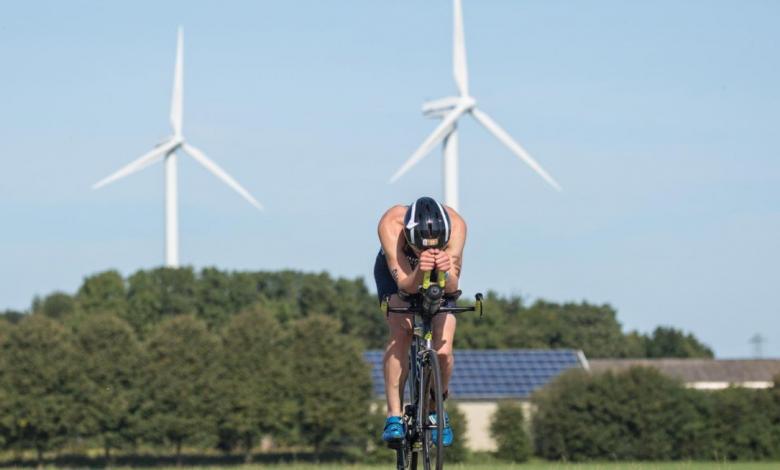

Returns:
420,350,444,470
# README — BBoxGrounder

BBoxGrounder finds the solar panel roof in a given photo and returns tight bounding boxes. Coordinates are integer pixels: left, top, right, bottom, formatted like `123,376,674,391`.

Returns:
364,349,586,400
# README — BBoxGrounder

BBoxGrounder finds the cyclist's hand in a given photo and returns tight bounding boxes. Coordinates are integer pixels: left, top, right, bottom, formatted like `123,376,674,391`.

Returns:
434,250,451,273
418,250,436,272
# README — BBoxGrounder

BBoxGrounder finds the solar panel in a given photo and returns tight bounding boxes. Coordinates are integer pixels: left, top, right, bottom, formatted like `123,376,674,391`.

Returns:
363,349,585,400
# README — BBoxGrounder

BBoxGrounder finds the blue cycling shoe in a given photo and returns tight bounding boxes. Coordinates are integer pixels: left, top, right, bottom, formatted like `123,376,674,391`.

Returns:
429,412,453,447
382,416,405,443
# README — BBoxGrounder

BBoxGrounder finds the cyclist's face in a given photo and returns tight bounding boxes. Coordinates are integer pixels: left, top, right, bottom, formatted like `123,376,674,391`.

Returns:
407,242,446,256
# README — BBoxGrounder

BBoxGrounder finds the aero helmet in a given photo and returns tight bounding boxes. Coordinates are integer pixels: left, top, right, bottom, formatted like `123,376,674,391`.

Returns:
403,196,451,251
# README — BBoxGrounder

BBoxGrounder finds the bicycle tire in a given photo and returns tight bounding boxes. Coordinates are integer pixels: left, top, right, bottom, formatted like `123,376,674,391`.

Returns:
393,408,413,470
420,350,444,470
407,343,418,470
396,441,412,470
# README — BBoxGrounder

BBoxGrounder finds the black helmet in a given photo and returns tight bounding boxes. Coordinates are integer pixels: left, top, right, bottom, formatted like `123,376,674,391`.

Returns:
403,197,451,251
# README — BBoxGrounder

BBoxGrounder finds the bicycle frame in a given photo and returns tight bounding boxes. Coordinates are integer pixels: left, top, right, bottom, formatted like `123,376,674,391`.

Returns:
381,270,483,469
408,310,434,442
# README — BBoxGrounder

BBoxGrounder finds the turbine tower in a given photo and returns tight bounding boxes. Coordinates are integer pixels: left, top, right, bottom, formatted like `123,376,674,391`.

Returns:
93,27,262,267
389,0,562,211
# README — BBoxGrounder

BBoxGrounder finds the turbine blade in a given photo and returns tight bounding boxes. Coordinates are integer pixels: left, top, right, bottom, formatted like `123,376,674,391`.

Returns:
453,0,469,96
181,143,264,210
389,104,468,183
471,108,562,191
92,140,178,189
170,27,184,136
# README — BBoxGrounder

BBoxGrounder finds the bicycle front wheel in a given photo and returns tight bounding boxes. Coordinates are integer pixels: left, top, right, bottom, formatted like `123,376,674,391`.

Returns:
396,440,412,470
419,349,444,470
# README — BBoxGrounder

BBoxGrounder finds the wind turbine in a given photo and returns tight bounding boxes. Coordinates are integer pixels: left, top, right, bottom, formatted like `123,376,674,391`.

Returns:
389,0,562,211
93,27,262,268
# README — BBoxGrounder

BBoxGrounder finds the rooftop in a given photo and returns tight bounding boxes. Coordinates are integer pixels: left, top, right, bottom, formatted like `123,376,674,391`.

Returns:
589,358,780,384
364,349,586,400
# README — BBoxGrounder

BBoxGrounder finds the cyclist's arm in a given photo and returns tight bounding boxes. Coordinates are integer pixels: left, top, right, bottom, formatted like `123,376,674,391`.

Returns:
377,206,425,294
442,208,467,293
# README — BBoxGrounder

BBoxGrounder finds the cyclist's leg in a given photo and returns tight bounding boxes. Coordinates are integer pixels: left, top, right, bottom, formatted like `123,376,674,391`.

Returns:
430,311,456,447
375,250,414,418
383,298,414,417
431,312,457,396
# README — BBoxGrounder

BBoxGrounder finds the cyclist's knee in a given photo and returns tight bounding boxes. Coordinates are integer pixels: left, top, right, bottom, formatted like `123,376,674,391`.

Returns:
436,344,454,364
387,315,413,339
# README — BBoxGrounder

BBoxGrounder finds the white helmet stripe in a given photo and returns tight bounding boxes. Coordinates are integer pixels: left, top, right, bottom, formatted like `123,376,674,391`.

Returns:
407,199,417,246
434,200,450,244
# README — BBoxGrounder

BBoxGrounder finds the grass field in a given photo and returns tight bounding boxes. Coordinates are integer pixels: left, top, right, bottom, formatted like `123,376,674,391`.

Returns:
6,453,777,469
147,464,780,470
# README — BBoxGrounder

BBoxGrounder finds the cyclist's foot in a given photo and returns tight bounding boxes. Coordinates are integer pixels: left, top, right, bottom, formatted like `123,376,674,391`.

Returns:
429,412,453,447
382,416,405,444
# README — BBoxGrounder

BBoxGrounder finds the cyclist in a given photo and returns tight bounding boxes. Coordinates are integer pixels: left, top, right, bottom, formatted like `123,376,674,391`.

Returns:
374,196,467,447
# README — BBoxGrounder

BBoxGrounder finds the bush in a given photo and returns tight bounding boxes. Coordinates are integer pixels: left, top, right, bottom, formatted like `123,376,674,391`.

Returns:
444,401,469,463
359,402,394,464
532,367,702,461
489,401,531,462
531,367,780,461
708,387,776,460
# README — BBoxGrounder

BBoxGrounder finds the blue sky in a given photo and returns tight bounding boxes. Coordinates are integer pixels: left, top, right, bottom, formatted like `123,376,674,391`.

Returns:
1,0,778,357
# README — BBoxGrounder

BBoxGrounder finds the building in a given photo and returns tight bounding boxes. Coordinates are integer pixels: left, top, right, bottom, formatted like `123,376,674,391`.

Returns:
364,349,588,451
589,358,780,390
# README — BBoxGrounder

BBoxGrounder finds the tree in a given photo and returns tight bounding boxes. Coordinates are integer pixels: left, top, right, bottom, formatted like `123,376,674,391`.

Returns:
76,270,127,317
331,277,386,349
489,401,531,462
288,315,373,459
645,326,714,358
139,316,221,465
217,306,292,462
32,292,75,320
75,314,143,463
0,310,25,324
456,291,517,349
125,268,197,335
63,267,719,359
454,294,662,357
196,267,245,329
0,320,12,449
0,315,88,466
620,331,650,358
519,301,633,358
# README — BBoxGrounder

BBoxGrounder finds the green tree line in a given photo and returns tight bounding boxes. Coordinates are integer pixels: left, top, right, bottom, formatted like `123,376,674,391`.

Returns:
0,267,768,465
2,267,712,358
0,310,370,466
2,310,776,464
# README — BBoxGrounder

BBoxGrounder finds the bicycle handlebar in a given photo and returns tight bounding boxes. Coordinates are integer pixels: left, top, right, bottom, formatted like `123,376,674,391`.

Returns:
384,299,483,316
380,269,483,317
422,270,446,290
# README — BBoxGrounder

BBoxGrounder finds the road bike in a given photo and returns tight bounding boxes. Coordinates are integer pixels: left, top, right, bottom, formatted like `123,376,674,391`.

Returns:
381,271,483,470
